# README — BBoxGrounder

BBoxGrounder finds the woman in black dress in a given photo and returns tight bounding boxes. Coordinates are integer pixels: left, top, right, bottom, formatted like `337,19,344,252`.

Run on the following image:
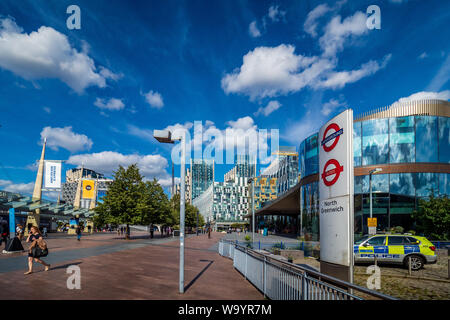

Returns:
24,226,50,275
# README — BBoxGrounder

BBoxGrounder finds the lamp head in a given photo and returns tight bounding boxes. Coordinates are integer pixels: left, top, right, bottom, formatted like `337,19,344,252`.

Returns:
153,130,174,144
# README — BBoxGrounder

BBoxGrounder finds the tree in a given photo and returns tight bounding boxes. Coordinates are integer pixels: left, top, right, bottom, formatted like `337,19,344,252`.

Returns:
169,194,205,230
412,193,450,240
94,164,171,239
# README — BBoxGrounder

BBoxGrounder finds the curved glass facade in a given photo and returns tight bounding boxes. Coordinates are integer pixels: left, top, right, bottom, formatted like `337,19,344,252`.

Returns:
299,114,450,239
352,115,449,165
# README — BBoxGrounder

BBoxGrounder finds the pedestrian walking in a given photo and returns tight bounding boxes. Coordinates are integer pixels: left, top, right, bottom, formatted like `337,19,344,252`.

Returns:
208,227,211,239
76,225,82,241
24,226,50,275
150,224,154,239
42,226,47,238
0,222,8,249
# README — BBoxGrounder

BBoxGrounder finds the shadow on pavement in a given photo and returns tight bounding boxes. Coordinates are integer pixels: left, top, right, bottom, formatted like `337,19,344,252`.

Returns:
184,259,214,293
50,261,82,271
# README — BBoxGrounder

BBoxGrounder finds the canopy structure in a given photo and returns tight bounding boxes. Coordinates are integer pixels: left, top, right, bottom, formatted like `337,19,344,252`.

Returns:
244,182,301,219
0,190,95,219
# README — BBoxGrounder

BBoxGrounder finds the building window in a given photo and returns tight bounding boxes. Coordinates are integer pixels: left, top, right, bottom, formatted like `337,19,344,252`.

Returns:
353,122,362,167
361,174,389,193
390,173,414,196
438,117,450,163
389,116,415,163
416,116,438,163
362,118,389,165
416,172,439,198
305,134,318,177
439,173,449,196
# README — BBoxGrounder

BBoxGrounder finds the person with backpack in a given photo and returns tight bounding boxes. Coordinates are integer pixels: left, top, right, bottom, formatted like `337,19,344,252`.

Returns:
24,226,50,275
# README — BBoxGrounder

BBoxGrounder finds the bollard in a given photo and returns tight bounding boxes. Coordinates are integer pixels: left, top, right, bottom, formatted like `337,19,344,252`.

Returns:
448,246,450,280
258,240,260,250
408,256,412,276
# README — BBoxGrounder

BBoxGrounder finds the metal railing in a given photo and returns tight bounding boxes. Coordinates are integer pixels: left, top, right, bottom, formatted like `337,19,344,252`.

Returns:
218,239,396,300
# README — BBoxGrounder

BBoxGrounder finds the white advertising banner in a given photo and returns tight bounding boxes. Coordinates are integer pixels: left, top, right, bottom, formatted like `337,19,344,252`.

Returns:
44,160,62,189
319,109,354,267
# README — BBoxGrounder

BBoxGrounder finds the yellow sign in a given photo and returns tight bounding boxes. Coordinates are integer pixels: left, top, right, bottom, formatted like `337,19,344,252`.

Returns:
367,218,377,227
82,179,95,199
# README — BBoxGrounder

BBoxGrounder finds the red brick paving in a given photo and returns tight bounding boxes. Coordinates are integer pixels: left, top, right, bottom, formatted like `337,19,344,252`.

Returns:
0,232,263,300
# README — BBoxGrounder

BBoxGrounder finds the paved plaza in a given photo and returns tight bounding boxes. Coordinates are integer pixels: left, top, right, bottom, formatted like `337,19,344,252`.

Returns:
0,231,263,300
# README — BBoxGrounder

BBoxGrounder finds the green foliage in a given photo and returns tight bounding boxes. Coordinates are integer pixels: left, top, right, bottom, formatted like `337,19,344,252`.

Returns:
169,194,205,228
390,226,404,234
231,222,248,229
412,193,450,240
244,235,251,242
94,164,171,232
407,230,416,235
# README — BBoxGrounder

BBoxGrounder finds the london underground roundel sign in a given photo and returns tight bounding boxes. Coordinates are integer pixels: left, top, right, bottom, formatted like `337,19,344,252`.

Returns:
321,123,343,152
321,158,344,187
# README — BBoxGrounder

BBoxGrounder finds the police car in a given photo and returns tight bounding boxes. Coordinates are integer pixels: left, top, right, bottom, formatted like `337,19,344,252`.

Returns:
354,234,437,270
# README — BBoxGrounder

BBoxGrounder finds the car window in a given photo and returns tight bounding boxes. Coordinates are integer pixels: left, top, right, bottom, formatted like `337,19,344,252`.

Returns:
388,236,405,245
405,236,420,244
367,236,386,246
355,235,370,245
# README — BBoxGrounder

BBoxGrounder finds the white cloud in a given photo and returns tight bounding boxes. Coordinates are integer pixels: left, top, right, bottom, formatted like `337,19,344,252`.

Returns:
0,17,120,93
321,98,346,116
0,179,34,194
43,106,51,114
94,97,125,110
254,100,282,116
319,11,368,58
418,52,428,60
394,90,450,104
223,7,391,100
67,151,170,182
303,4,331,38
143,90,164,109
426,54,450,92
221,44,320,99
249,21,261,38
317,54,391,89
40,126,93,153
267,5,286,22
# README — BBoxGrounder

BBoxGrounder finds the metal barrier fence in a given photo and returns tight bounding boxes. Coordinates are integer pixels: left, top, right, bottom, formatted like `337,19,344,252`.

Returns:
218,239,396,300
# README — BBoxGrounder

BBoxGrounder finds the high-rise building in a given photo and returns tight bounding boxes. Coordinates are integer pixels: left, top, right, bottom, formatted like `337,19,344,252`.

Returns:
235,154,256,178
62,168,112,207
190,159,214,201
173,167,192,203
249,176,278,214
274,147,299,195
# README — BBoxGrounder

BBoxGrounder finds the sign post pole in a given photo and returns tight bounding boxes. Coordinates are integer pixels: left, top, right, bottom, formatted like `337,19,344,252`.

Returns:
318,109,354,283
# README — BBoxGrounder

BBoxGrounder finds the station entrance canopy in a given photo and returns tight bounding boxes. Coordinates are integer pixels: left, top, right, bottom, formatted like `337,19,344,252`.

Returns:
244,182,300,219
0,190,95,218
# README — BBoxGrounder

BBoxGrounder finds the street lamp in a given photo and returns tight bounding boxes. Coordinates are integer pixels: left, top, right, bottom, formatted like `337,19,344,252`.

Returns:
153,129,185,294
248,177,255,243
368,168,382,234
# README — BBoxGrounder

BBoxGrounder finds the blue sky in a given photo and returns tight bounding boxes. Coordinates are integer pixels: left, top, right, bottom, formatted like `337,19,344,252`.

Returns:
0,0,449,197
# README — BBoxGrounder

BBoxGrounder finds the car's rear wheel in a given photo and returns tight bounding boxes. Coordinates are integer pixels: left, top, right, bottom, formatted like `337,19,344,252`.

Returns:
404,255,425,271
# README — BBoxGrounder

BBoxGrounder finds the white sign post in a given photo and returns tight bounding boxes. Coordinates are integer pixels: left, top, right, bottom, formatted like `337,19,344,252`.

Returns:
44,160,62,189
318,109,354,283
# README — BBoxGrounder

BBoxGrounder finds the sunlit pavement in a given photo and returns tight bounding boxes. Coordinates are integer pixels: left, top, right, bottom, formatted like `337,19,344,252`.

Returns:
0,232,263,300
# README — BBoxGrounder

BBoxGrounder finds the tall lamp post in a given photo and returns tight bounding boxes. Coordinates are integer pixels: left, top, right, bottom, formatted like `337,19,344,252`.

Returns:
368,168,382,234
248,177,255,243
154,129,186,294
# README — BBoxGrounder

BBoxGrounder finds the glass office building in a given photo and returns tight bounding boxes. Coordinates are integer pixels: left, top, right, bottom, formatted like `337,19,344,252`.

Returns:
190,159,215,201
299,99,450,241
